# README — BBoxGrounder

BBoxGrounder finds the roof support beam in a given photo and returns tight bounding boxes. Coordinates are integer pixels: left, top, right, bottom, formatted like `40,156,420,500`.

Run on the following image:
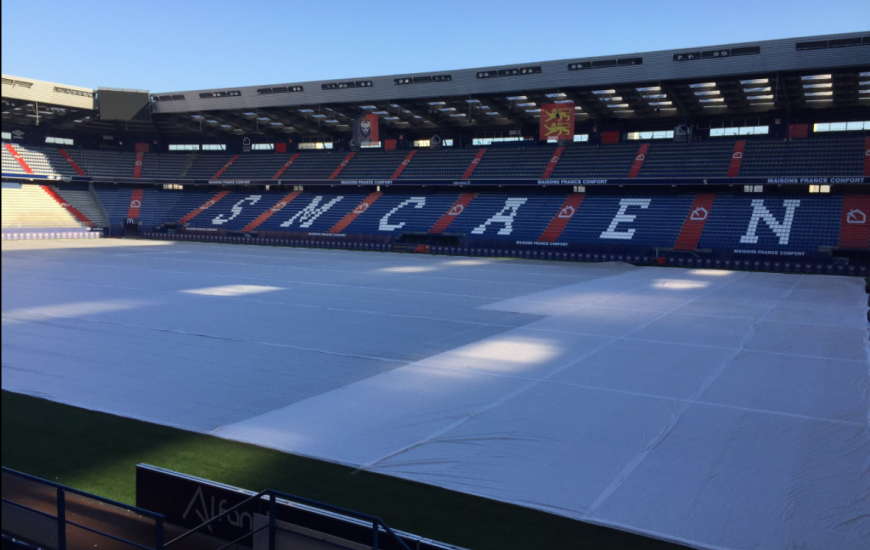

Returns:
660,82,693,122
561,91,604,123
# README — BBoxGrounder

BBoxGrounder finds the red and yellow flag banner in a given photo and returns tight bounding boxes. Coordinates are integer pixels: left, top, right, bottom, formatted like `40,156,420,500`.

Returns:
539,103,575,141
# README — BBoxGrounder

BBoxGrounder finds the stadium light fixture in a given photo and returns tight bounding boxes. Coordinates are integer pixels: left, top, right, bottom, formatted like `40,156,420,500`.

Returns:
545,93,567,98
636,86,661,92
606,104,629,108
743,87,771,93
689,82,717,88
699,98,725,103
428,101,446,106
506,96,527,100
694,90,720,96
643,94,667,99
805,91,833,96
592,89,616,95
740,78,768,85
803,83,833,89
801,74,831,81
298,109,314,113
747,95,774,100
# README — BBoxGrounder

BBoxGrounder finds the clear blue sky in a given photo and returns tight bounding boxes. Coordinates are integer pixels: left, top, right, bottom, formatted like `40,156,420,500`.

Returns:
2,0,867,93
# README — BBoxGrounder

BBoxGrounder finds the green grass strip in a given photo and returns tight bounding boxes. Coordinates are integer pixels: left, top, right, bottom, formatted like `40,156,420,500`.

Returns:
2,390,686,550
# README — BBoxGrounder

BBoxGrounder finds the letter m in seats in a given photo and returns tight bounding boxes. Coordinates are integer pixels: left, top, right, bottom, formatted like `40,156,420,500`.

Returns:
280,196,343,229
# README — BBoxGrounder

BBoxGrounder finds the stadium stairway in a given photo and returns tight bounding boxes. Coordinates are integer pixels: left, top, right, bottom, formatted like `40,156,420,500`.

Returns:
51,186,108,227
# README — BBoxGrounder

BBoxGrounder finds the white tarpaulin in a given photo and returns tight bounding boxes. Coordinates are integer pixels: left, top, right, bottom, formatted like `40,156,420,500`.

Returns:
2,240,869,550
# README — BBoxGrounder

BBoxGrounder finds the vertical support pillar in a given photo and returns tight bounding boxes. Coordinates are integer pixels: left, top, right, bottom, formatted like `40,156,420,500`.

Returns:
268,493,276,550
155,517,164,550
57,488,67,550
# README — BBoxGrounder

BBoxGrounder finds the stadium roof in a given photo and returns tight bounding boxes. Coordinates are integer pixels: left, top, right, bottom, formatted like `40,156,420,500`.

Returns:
146,32,870,139
1,74,96,128
3,32,869,139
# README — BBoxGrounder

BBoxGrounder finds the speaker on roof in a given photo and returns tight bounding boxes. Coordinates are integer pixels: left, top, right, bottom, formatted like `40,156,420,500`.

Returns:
430,135,442,149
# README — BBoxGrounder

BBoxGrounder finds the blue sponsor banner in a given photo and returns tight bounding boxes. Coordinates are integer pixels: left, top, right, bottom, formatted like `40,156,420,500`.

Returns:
4,172,868,187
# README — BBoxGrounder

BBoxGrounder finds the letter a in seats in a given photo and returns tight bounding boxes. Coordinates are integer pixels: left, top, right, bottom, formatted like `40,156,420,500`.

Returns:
471,198,528,236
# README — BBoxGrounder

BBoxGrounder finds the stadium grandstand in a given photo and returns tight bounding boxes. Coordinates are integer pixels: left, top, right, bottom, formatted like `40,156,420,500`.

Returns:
2,29,870,550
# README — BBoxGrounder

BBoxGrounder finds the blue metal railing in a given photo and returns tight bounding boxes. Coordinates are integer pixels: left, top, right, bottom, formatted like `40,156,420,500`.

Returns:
1,467,165,550
2,467,413,550
163,486,412,550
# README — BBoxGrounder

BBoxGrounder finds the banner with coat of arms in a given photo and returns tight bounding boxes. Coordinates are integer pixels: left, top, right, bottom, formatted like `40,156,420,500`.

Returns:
352,114,379,147
539,103,575,141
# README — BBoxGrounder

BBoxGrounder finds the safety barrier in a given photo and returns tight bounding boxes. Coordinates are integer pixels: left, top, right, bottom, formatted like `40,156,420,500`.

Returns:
2,229,102,240
1,468,164,550
138,231,867,276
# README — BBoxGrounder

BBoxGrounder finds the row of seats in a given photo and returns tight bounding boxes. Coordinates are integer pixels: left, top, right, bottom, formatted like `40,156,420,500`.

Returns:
1,183,84,228
4,135,867,180
93,186,865,252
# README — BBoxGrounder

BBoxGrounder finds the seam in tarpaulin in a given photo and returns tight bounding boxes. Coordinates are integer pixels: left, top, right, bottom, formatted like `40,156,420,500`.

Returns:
358,269,752,473
1,312,411,367
582,275,804,523
354,269,676,472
